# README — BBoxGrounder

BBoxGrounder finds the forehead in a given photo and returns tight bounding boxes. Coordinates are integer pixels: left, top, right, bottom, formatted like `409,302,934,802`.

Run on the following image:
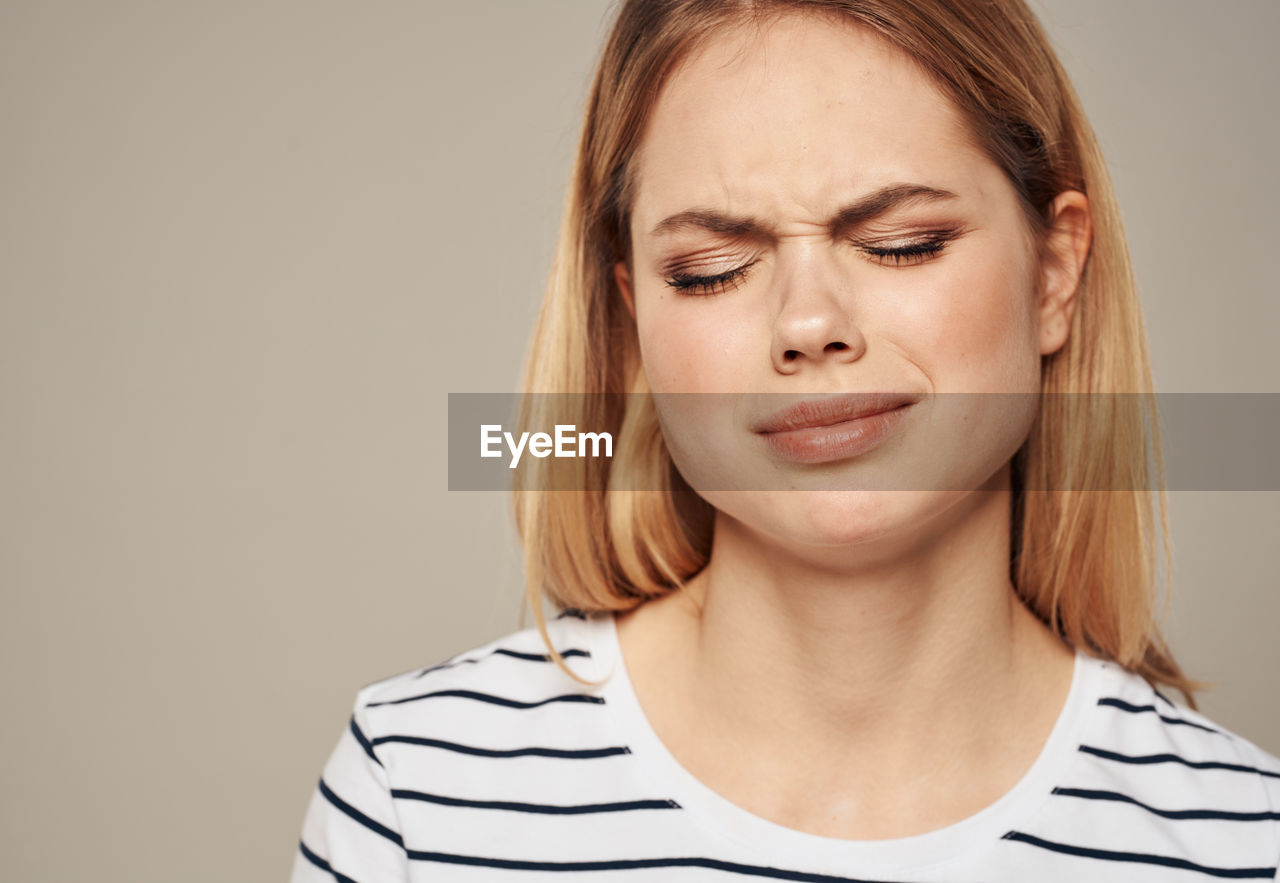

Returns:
630,13,986,230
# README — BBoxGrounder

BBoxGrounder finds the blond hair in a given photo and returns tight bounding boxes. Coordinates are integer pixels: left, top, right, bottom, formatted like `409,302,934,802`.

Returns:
513,0,1204,706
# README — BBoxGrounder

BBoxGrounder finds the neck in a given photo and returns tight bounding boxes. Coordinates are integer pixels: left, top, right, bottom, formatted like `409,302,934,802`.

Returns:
653,476,1070,767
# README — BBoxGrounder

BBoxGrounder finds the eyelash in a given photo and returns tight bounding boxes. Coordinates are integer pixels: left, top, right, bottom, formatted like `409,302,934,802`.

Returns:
665,236,951,296
666,260,759,296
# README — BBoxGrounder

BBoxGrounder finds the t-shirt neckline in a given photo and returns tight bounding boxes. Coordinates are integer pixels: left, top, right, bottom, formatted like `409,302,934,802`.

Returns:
582,608,1110,874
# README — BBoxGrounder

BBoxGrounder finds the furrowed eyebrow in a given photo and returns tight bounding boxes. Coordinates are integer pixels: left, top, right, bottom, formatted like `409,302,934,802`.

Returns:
648,183,959,239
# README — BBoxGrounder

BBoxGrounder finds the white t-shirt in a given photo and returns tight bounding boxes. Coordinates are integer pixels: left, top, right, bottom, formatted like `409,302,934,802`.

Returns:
291,609,1280,882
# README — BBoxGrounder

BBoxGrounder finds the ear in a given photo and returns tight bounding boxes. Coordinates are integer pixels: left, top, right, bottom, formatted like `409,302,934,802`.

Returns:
1037,190,1092,356
613,260,636,321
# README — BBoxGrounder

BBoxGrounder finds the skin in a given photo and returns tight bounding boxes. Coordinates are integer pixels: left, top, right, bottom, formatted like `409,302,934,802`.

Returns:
609,13,1093,839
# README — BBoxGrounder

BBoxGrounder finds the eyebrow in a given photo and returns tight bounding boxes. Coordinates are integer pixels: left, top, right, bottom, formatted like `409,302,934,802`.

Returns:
647,183,960,239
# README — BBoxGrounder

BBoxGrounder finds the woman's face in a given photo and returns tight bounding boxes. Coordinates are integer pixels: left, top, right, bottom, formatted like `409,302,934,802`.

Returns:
615,13,1084,553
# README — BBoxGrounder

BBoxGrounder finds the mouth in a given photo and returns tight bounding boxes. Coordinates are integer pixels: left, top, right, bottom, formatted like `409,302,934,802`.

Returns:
752,392,921,464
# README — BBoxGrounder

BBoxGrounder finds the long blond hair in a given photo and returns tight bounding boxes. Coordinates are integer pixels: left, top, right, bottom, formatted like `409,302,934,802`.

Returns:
513,0,1203,706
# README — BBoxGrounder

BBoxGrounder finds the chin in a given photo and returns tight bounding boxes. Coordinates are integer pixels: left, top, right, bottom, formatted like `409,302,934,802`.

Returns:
711,488,943,550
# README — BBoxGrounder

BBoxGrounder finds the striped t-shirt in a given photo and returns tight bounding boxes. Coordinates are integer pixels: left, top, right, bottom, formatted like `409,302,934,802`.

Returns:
291,609,1280,882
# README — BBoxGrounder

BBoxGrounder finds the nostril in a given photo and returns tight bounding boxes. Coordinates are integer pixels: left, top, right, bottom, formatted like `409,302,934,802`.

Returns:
784,350,801,361
826,341,848,352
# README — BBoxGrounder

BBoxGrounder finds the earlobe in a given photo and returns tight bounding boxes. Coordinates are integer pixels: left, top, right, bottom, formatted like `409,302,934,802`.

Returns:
614,260,636,321
1038,190,1092,355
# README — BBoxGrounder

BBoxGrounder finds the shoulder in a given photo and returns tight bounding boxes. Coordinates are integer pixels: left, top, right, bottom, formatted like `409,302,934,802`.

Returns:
1067,652,1280,867
1084,654,1280,782
348,609,608,752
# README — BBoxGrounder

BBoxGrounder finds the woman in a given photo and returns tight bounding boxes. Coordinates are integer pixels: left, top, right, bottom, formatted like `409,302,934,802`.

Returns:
292,1,1280,880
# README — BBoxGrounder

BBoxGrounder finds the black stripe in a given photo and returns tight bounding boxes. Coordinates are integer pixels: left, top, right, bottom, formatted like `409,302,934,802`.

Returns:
1052,787,1280,821
496,647,592,662
348,715,382,767
297,839,360,883
1097,697,1223,734
1152,687,1177,708
391,788,680,814
370,734,631,759
415,646,593,679
1080,744,1280,778
402,849,915,882
317,779,405,848
1002,830,1276,878
366,688,605,709
556,608,587,620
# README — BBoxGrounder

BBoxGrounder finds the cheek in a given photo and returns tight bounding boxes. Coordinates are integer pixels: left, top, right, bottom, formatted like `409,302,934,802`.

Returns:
636,288,761,393
899,244,1041,393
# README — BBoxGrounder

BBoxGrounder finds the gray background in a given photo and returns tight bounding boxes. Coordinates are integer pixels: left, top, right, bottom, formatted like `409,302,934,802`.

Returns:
1,1,1275,880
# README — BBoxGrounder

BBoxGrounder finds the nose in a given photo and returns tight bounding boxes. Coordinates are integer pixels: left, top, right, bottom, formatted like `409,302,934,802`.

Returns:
770,263,865,375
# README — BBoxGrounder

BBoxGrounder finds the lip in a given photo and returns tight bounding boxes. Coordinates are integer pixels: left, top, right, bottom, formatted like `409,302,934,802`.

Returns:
752,392,921,464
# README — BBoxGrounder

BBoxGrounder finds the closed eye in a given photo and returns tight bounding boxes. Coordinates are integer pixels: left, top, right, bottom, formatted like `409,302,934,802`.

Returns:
665,259,759,296
663,232,954,296
859,237,950,266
